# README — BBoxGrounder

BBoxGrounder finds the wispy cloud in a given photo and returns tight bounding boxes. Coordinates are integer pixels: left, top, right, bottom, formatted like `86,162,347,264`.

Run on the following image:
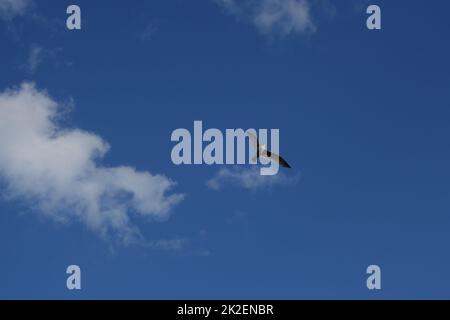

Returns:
146,230,210,255
226,210,249,224
0,83,184,244
213,0,316,37
26,45,43,72
0,1,65,46
0,0,30,20
151,238,186,251
140,23,158,42
25,44,63,74
206,166,300,191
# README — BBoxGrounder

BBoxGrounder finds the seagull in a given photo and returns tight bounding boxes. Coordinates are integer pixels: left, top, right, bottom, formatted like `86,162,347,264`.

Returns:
247,132,291,168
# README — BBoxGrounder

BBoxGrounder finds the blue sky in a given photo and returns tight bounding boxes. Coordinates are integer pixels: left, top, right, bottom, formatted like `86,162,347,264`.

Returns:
0,0,450,299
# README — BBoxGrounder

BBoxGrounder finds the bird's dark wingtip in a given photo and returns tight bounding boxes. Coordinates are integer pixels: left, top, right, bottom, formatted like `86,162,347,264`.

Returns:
280,160,291,168
278,157,291,168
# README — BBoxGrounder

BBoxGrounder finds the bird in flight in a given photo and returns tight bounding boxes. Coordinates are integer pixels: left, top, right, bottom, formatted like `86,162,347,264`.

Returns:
247,133,291,168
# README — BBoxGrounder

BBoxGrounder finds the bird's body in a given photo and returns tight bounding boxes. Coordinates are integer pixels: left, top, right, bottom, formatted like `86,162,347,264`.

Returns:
247,133,291,168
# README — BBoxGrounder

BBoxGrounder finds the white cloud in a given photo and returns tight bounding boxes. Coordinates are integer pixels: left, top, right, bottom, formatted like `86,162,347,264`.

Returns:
0,0,30,19
206,166,299,191
0,83,184,243
214,0,315,36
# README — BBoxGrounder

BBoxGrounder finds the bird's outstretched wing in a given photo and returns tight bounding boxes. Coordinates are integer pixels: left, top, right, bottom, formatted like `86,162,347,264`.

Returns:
265,151,291,168
246,132,259,149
